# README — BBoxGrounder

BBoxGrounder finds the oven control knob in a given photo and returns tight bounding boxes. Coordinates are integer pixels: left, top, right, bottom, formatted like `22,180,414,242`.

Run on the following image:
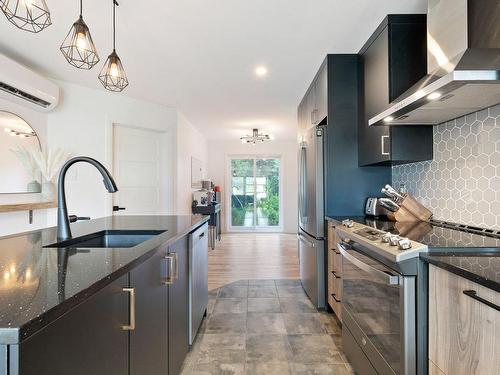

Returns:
381,233,392,243
389,235,400,246
342,219,354,228
398,238,412,250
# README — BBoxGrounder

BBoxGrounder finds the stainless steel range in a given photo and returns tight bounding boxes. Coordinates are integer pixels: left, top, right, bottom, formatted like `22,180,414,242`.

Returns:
336,220,428,375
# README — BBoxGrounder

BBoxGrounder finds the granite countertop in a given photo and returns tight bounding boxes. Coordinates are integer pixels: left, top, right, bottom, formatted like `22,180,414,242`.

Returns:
0,215,209,344
421,253,500,293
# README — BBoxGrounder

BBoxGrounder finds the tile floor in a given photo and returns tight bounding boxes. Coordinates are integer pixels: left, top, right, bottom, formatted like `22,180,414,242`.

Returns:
181,279,355,375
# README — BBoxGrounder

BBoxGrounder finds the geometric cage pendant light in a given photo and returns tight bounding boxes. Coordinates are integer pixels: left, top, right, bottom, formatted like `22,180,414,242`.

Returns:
0,0,52,33
98,0,128,92
60,0,100,70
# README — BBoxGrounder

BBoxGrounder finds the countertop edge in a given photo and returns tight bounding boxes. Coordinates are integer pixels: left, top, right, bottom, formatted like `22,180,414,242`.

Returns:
421,254,500,293
3,215,210,345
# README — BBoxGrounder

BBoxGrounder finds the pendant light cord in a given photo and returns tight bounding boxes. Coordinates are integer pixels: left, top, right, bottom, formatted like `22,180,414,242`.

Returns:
113,0,119,51
79,0,82,17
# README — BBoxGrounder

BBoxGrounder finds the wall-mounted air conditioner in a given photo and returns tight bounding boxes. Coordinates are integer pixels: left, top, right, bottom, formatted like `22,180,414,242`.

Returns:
0,54,59,112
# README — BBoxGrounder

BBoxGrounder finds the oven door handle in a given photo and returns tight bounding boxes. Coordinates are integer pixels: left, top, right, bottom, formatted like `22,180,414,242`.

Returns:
338,243,399,285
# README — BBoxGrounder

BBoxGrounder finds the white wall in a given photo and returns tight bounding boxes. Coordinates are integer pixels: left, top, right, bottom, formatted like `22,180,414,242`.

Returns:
207,139,298,234
175,112,208,214
0,98,50,236
46,80,179,222
0,78,208,236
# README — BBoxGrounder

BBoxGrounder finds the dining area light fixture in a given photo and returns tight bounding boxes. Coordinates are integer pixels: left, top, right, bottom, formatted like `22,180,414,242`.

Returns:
98,0,128,92
60,0,100,70
0,0,51,33
240,128,271,145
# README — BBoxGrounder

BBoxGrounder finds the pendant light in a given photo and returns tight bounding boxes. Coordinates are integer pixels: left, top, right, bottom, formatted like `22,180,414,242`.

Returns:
60,0,100,70
98,0,128,92
0,0,51,33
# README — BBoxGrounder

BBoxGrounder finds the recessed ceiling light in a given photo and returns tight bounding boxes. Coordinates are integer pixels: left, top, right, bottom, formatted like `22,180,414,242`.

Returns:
427,92,442,100
255,66,268,77
384,116,394,123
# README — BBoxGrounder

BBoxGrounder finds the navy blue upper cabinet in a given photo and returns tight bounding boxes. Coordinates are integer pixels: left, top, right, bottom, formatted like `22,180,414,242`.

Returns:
358,15,433,166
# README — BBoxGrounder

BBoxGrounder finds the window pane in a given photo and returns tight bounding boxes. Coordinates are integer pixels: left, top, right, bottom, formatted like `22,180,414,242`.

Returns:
255,158,280,227
230,159,254,227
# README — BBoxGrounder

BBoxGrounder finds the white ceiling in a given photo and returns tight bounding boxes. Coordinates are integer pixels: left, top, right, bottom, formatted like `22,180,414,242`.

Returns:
0,0,426,141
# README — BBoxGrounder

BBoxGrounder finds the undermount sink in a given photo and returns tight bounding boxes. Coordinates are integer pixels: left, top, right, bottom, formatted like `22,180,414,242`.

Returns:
45,230,166,249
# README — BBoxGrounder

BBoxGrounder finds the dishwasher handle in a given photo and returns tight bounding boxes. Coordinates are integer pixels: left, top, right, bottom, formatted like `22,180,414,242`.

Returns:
338,243,399,285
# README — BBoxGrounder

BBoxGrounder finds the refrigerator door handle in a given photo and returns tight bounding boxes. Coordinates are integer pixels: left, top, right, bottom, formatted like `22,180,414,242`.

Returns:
299,143,308,223
298,233,315,248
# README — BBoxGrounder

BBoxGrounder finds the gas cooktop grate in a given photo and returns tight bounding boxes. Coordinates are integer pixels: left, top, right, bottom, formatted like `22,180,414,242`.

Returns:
430,219,500,239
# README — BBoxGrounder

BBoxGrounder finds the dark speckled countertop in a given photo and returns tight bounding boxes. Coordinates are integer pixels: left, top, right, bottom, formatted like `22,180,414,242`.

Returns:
0,215,209,344
421,253,500,293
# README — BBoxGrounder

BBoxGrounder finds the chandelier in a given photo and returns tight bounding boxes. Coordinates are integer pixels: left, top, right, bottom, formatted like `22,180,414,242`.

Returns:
240,128,271,145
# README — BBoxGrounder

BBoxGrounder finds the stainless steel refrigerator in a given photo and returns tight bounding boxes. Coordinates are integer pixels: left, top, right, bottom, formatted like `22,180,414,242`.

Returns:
298,125,325,308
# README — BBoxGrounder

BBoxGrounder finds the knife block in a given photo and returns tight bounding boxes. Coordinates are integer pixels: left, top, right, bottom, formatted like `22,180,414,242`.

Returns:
386,194,432,222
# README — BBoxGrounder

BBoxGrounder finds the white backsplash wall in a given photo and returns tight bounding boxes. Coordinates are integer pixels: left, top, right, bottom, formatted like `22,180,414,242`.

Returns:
392,104,500,230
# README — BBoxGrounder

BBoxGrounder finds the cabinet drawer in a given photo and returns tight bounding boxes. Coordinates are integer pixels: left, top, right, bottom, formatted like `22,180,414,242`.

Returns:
332,272,342,301
328,248,335,273
328,269,334,296
328,293,342,321
327,223,337,251
429,265,500,375
332,251,342,275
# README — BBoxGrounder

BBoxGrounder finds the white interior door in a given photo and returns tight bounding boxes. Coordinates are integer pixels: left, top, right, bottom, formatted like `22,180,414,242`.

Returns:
112,124,171,215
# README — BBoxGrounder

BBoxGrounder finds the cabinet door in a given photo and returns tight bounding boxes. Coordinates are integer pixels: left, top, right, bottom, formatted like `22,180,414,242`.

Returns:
19,275,129,375
298,100,307,138
129,249,168,375
429,265,500,375
168,237,189,375
315,63,328,123
306,85,316,129
359,26,391,166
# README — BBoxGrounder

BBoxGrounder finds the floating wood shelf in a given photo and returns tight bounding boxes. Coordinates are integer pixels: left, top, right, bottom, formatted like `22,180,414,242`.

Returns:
0,201,57,213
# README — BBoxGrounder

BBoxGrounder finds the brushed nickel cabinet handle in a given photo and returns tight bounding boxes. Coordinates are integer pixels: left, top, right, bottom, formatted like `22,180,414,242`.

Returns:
463,290,500,312
122,287,136,331
381,135,390,156
161,253,179,285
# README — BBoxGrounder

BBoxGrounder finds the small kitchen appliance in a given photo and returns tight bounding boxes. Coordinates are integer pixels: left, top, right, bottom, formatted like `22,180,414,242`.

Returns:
365,197,390,217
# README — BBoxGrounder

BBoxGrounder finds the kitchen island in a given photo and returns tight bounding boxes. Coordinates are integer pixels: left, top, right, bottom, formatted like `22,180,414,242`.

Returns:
0,215,209,375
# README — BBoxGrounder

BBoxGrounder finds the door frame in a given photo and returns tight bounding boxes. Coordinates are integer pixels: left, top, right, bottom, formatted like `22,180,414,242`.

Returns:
225,154,284,233
111,123,174,215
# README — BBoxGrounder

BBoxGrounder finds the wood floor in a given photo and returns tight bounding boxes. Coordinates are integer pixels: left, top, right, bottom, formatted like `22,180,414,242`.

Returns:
208,233,300,291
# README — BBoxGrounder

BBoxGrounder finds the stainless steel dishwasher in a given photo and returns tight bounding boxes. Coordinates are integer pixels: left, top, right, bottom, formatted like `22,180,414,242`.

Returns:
188,222,209,345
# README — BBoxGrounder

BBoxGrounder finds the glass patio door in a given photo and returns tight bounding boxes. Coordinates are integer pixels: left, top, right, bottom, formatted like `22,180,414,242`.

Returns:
230,157,280,230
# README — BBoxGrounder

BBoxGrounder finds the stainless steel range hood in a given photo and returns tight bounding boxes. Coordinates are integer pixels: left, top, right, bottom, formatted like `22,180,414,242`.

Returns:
370,0,500,126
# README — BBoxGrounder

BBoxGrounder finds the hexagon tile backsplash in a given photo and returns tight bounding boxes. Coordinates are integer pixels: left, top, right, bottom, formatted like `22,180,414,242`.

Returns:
392,104,500,230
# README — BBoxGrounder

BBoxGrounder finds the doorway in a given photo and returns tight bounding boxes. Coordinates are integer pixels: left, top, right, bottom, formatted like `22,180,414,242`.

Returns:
228,156,282,231
112,124,172,215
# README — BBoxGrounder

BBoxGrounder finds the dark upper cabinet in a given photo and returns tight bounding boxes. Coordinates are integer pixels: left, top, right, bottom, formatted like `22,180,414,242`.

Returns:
298,55,391,217
358,14,433,166
19,274,129,375
130,248,169,375
299,60,328,134
168,236,189,375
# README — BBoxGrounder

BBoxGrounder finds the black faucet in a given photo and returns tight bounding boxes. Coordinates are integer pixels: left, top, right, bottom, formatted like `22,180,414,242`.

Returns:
57,156,118,240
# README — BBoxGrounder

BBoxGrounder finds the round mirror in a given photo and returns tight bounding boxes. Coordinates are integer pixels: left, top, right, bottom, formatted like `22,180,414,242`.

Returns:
0,111,42,194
